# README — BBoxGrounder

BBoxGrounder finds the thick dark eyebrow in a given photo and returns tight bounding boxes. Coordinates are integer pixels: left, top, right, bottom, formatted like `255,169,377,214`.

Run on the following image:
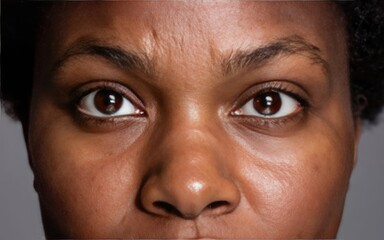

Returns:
52,38,154,77
222,35,329,76
53,36,327,80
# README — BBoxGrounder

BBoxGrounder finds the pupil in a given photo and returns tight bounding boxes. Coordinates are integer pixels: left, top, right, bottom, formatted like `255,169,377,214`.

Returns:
94,89,123,115
253,91,282,115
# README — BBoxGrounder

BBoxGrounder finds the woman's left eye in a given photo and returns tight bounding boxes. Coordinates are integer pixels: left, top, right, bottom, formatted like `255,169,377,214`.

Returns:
233,90,302,118
77,89,142,118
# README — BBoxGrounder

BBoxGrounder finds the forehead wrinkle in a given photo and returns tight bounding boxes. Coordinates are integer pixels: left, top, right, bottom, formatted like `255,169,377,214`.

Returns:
222,35,330,77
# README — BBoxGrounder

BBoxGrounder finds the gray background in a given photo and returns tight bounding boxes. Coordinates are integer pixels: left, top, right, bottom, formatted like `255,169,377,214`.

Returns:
1,108,383,239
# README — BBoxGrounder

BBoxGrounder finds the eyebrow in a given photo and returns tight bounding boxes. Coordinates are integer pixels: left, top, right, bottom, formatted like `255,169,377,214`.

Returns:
53,38,154,78
53,35,328,80
222,35,329,76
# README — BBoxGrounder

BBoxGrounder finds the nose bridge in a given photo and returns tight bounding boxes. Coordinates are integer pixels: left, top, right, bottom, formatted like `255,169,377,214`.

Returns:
139,100,240,218
157,96,226,179
158,94,219,155
157,100,226,194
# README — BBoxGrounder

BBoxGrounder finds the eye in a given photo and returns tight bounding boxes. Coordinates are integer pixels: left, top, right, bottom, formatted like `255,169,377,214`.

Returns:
234,90,302,118
77,89,143,117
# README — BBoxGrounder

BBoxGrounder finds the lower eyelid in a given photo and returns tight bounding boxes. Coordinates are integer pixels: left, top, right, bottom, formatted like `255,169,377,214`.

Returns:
73,111,148,132
231,109,306,133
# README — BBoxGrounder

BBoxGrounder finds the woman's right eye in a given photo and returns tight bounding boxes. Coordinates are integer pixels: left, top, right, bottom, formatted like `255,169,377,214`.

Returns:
77,89,143,118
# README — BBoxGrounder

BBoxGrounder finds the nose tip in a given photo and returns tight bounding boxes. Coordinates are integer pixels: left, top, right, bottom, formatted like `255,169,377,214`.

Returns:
139,118,240,219
140,175,240,219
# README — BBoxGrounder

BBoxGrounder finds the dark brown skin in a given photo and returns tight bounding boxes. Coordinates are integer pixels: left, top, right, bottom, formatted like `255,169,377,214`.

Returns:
26,1,360,238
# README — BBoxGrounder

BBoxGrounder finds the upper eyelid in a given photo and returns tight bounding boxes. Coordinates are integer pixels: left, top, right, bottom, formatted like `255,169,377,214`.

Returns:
72,81,146,111
231,81,310,112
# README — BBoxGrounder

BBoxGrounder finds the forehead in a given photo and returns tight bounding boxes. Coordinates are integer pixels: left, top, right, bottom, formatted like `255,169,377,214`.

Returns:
43,1,344,64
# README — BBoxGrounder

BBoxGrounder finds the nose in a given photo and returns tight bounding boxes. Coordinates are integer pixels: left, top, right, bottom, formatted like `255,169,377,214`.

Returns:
140,128,240,219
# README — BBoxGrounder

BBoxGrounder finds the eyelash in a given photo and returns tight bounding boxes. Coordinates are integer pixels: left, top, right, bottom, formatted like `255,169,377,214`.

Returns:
71,81,146,124
71,80,309,131
230,81,310,129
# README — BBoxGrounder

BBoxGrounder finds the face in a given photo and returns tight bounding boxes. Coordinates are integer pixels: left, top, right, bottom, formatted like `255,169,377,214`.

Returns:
27,2,359,238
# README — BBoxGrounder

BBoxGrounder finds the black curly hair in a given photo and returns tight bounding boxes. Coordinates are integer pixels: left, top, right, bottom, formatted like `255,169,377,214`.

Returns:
1,0,384,124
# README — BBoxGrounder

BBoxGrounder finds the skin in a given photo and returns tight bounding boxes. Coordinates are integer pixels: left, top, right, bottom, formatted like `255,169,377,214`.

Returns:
26,1,360,238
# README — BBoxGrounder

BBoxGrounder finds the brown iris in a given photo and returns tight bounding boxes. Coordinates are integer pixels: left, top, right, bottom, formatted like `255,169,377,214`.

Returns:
253,91,282,116
94,89,123,115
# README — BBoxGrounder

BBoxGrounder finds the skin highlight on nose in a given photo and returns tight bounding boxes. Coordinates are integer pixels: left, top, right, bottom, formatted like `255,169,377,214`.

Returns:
188,181,204,193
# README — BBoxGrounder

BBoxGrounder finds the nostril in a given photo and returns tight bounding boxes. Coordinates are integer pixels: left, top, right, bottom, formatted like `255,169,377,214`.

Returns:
153,201,182,216
206,200,230,210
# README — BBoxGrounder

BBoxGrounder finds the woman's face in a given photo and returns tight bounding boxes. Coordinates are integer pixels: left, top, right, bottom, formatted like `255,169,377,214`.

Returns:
28,2,359,238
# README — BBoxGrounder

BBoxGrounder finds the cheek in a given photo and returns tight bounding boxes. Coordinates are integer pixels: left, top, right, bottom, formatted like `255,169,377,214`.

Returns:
28,99,146,236
233,123,354,236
